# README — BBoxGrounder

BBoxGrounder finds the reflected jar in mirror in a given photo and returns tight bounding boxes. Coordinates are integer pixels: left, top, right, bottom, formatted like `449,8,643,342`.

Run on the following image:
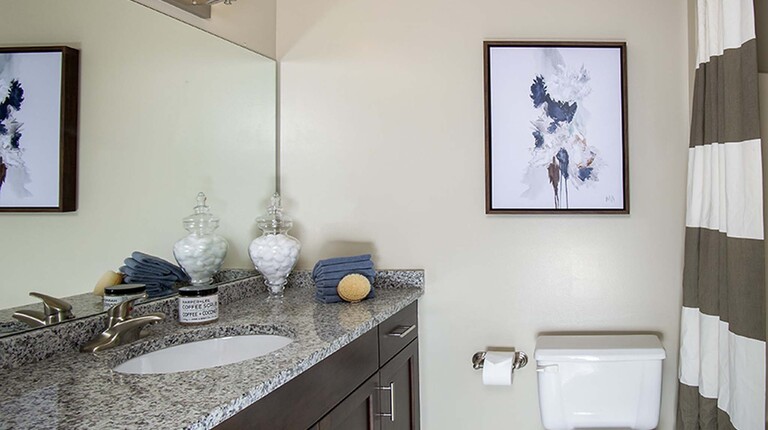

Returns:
173,192,229,286
103,284,146,311
248,193,301,301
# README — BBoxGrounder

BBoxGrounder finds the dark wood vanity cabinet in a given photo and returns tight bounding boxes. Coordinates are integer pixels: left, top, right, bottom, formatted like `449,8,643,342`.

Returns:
315,338,420,430
215,301,420,430
374,301,420,430
312,373,381,430
377,339,419,430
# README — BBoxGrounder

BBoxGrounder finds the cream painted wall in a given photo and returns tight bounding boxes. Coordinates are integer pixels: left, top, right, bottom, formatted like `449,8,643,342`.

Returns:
0,0,275,308
133,0,277,59
277,1,690,429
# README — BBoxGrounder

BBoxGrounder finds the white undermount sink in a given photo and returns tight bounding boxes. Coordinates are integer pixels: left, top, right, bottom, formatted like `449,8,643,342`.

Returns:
113,335,293,375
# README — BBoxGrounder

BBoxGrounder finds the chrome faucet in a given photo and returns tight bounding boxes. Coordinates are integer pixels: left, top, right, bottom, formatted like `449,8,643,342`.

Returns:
12,292,75,328
81,295,165,353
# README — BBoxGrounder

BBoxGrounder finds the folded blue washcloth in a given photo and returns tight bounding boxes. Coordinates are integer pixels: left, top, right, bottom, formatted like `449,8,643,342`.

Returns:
312,254,372,278
150,289,175,298
316,265,375,279
123,276,177,288
120,266,181,282
143,282,175,290
315,294,345,304
123,258,171,276
124,275,180,286
131,251,189,281
144,286,175,298
314,272,376,289
123,257,175,276
316,287,375,298
315,286,341,296
315,289,375,303
313,261,375,279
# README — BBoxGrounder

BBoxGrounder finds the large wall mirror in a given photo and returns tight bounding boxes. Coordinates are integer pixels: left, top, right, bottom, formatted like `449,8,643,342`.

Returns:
0,0,276,335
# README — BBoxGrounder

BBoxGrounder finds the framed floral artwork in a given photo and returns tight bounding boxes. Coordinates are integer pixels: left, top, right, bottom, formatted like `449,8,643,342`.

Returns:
484,41,628,214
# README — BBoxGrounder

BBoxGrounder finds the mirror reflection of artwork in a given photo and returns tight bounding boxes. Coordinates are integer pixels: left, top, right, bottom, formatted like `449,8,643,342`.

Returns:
0,75,25,195
0,47,78,212
485,42,628,214
0,0,276,331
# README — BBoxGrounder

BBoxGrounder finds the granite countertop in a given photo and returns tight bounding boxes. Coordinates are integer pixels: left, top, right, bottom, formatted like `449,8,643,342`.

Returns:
0,271,423,430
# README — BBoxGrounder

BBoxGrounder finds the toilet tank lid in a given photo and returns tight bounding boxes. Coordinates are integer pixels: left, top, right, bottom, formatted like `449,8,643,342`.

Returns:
535,335,666,361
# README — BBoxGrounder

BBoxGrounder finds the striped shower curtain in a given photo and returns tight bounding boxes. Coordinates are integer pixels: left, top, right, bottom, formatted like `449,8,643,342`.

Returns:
678,0,765,429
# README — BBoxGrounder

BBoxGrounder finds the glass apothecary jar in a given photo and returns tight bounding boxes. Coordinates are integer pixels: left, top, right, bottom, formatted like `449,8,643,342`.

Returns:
173,192,229,286
248,193,301,300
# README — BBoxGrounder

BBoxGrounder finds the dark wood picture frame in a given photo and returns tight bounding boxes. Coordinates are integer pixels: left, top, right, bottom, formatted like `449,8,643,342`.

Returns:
0,46,79,212
484,41,629,214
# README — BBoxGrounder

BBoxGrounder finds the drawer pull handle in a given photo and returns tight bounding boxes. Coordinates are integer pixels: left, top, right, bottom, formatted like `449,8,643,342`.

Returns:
376,382,395,422
387,325,416,338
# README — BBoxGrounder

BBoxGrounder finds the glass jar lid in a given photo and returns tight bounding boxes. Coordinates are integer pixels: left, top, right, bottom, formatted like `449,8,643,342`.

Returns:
182,192,220,234
256,193,293,234
104,284,146,296
178,286,218,297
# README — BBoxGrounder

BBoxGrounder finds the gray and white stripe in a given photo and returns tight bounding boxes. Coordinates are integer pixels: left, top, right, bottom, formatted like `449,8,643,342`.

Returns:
678,1,765,429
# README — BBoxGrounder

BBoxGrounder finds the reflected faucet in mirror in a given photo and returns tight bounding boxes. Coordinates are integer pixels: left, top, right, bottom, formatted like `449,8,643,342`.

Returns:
81,295,165,353
12,292,75,328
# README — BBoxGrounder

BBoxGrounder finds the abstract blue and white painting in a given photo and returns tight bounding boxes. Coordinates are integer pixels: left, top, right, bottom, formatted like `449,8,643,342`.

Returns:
487,44,626,211
0,51,62,207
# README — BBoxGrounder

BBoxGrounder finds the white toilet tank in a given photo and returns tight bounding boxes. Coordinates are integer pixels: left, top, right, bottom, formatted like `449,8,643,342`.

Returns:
535,335,665,430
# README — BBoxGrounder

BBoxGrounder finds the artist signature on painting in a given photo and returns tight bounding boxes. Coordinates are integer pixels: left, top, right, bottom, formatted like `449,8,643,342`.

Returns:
605,195,616,203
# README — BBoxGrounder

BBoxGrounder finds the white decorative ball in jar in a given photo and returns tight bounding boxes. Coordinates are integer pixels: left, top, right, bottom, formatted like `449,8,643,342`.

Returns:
173,192,229,286
248,193,301,300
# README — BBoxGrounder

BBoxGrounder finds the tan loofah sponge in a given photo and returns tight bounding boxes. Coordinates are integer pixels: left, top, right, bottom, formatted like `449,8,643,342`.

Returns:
337,274,371,303
93,271,123,296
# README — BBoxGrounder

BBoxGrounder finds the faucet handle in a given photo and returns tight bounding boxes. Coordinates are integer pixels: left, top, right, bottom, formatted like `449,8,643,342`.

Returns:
106,294,147,324
28,292,75,324
29,292,73,315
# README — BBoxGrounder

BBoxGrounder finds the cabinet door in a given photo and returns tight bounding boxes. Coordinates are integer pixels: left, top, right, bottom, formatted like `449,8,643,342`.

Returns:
378,339,419,430
214,330,379,430
316,374,381,430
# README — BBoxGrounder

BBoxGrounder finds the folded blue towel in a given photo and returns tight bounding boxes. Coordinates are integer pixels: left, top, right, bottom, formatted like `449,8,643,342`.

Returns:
316,287,375,298
122,273,180,284
315,266,376,280
123,258,170,276
315,289,375,303
313,261,375,279
149,289,175,298
143,282,175,290
314,268,376,285
120,266,181,281
315,294,345,304
131,251,189,281
315,276,376,290
312,254,372,278
124,276,177,288
315,286,340,295
144,285,175,298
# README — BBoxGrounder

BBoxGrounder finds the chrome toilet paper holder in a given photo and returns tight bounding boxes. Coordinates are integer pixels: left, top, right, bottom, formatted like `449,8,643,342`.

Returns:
472,350,528,370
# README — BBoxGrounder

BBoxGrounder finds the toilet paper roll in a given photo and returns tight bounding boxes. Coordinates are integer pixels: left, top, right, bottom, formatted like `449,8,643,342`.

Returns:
482,351,516,386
